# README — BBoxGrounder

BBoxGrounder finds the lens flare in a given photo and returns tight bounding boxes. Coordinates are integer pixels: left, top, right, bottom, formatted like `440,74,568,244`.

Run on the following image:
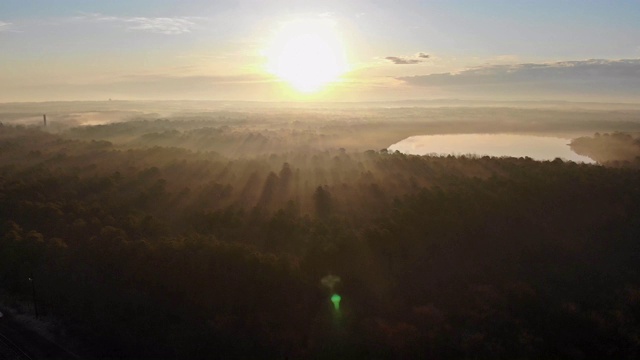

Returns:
331,293,341,311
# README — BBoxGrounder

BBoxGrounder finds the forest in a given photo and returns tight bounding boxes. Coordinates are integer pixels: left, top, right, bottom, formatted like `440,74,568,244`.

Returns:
571,132,640,167
1,103,640,359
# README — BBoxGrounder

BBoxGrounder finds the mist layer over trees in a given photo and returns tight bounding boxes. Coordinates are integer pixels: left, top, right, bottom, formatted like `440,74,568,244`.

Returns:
571,132,640,167
1,102,640,359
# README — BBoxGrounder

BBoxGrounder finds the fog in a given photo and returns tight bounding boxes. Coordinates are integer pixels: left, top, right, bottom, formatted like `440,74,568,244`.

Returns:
3,100,640,156
1,100,640,359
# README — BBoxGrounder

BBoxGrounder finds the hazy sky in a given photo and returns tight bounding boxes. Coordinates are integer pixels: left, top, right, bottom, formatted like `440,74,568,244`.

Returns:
1,0,640,102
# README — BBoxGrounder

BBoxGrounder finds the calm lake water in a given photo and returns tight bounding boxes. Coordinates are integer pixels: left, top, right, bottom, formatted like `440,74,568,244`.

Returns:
389,134,595,163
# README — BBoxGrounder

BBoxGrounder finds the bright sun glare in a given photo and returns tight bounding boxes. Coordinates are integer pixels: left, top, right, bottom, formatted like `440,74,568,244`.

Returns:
264,19,348,93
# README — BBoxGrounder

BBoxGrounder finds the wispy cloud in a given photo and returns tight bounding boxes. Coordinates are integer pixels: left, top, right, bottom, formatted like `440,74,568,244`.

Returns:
75,13,198,35
125,17,196,35
0,21,13,32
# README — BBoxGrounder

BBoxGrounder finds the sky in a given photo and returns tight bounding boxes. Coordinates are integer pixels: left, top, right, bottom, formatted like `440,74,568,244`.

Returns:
1,0,640,102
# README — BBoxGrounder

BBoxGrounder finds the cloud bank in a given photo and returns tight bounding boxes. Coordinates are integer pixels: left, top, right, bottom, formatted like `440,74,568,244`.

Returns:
400,59,640,86
398,59,640,99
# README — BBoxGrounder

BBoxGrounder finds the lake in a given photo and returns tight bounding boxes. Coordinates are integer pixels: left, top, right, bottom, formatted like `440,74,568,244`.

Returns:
389,134,595,163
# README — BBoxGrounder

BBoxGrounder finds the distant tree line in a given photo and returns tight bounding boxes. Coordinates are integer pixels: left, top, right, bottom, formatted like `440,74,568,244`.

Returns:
571,132,640,167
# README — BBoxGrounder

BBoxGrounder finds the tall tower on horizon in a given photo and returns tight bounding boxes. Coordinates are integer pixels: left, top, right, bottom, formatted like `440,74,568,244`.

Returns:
43,114,47,127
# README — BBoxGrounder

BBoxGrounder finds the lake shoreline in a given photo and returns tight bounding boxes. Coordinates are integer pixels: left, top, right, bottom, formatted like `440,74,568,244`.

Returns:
389,133,596,163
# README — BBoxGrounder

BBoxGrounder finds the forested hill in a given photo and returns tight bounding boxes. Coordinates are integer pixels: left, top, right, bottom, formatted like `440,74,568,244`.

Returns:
1,125,640,359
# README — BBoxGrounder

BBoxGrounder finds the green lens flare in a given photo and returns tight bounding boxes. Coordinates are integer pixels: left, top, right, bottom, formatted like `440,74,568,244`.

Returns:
331,293,341,310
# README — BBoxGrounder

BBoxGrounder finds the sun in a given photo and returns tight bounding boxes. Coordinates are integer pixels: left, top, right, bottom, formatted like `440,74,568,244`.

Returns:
264,18,348,93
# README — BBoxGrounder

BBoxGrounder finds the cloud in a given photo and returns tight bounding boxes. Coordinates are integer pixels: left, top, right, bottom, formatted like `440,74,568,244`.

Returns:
0,21,12,32
76,13,197,34
386,56,423,65
398,59,640,99
125,17,196,35
400,59,640,85
385,52,430,64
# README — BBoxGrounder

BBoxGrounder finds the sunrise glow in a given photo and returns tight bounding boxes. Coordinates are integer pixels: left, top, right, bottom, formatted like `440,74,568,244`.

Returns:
264,19,348,93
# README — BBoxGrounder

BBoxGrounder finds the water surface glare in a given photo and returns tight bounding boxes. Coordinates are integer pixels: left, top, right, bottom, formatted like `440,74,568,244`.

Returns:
389,134,595,163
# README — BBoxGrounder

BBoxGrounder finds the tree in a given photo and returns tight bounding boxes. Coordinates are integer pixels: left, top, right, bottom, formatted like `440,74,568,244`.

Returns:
313,186,332,220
